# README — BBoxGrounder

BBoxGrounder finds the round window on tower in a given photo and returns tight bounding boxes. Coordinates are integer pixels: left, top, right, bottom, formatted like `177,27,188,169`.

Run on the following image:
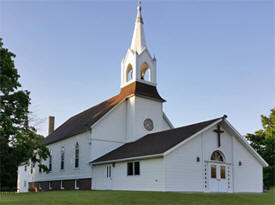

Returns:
144,118,154,131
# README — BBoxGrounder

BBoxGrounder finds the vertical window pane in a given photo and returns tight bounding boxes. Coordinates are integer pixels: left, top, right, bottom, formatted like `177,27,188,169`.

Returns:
134,162,140,175
49,155,52,171
211,165,216,178
75,179,79,189
127,162,133,175
61,147,64,170
220,166,226,179
75,143,79,168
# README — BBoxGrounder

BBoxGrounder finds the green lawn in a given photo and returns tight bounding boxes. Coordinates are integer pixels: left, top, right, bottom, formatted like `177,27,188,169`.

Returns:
1,188,274,205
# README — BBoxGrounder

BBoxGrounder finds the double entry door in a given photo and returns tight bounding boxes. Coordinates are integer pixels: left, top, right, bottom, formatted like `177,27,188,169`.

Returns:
209,163,228,192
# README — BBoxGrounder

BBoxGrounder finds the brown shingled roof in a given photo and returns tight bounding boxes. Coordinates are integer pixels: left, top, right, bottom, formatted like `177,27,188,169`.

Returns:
92,117,223,164
43,81,165,145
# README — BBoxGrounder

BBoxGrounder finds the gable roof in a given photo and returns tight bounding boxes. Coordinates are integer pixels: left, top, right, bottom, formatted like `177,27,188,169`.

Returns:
43,81,165,145
91,117,222,164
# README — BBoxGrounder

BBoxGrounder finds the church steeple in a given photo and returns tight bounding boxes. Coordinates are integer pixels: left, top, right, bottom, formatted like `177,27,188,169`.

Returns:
121,1,157,88
130,1,147,54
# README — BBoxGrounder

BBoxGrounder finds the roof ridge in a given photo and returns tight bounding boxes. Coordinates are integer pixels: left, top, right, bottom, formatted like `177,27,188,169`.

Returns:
141,117,223,137
43,81,165,145
69,94,120,121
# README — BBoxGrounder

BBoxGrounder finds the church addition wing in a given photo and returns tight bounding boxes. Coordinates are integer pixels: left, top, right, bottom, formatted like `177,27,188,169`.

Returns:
91,117,222,164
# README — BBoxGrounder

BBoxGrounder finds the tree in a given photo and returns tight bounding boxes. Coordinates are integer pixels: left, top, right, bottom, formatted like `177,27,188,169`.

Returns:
246,108,275,188
0,38,49,191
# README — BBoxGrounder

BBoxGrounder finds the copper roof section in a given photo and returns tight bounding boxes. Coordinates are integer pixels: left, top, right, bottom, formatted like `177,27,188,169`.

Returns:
92,118,222,164
43,81,165,145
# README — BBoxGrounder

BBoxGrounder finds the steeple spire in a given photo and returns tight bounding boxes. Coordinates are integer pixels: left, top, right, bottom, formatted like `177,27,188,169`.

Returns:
130,1,147,54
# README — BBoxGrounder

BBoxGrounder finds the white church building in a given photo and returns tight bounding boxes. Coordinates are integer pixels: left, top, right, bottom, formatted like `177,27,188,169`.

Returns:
17,2,268,193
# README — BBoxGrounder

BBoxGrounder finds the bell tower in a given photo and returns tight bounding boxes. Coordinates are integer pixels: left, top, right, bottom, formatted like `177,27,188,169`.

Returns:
121,1,157,88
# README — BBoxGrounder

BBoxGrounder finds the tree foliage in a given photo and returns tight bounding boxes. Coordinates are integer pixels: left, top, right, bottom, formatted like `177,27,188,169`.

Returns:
246,108,275,188
0,38,49,191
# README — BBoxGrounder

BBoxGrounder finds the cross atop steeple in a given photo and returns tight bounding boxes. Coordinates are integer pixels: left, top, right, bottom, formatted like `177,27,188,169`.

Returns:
130,1,147,54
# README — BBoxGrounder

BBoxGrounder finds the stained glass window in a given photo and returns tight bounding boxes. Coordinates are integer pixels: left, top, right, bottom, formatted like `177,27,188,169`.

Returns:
220,166,226,179
211,151,224,162
211,165,216,178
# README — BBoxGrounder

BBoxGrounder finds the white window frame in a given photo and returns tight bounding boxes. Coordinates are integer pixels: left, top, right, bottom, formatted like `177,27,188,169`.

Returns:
30,163,33,174
60,146,65,170
74,179,79,190
75,142,79,168
127,161,140,176
38,183,42,190
49,153,52,172
106,165,111,178
60,180,64,190
49,181,52,190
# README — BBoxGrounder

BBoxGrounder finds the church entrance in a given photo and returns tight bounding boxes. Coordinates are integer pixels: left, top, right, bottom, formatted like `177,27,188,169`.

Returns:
208,151,229,193
209,163,228,192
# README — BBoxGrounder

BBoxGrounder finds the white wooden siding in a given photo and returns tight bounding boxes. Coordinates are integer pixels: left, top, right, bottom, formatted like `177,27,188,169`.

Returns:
164,134,203,192
232,137,263,192
32,131,92,181
92,158,165,191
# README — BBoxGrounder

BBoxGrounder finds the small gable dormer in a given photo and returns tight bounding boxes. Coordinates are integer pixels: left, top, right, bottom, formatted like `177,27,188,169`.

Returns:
121,1,156,88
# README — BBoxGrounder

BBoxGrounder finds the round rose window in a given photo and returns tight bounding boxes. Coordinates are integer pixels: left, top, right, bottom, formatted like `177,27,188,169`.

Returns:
144,118,154,131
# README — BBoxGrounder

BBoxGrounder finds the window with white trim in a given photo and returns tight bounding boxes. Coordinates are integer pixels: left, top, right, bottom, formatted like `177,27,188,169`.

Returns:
75,142,79,168
30,163,33,174
60,180,64,190
127,162,140,176
49,153,52,171
106,165,111,178
75,179,79,190
60,146,65,170
49,181,52,190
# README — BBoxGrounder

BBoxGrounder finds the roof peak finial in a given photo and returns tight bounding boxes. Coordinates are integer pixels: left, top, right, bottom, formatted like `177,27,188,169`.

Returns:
137,0,143,24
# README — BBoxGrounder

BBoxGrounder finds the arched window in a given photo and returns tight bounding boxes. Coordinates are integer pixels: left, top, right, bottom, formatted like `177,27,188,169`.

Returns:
210,151,224,162
48,152,52,171
126,64,133,82
140,62,150,81
60,146,65,170
75,142,79,168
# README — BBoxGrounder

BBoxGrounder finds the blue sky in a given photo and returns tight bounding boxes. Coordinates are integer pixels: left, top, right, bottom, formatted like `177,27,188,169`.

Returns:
0,0,274,136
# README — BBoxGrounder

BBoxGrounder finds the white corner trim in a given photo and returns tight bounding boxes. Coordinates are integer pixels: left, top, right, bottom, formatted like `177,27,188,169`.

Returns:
90,100,125,129
223,119,268,167
162,112,174,128
90,154,163,165
163,119,224,156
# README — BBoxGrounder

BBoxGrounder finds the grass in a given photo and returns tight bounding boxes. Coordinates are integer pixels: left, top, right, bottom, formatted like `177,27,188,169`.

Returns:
0,188,274,205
